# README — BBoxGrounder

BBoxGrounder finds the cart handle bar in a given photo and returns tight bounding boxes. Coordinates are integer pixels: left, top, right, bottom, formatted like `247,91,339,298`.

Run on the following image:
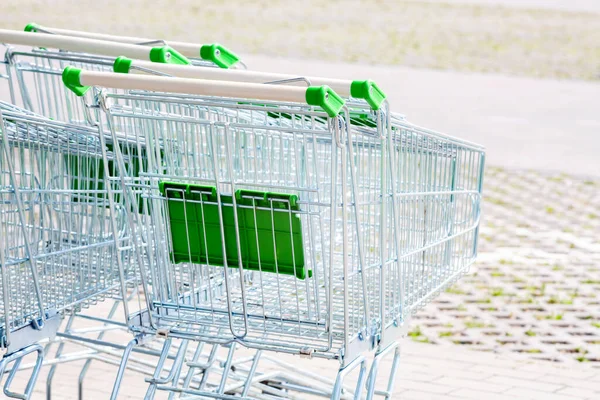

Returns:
0,29,191,66
62,67,345,117
114,57,387,110
25,23,240,69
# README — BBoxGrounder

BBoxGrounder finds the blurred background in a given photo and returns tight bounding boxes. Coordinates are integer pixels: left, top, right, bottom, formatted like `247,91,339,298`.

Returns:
2,0,599,397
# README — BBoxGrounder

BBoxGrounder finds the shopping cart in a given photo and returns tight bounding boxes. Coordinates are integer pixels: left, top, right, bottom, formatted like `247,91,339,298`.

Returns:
0,100,146,398
0,29,272,399
61,68,484,399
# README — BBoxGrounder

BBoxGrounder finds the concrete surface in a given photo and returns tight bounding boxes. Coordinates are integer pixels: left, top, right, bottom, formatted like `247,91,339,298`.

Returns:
424,0,600,13
10,328,600,399
246,55,600,177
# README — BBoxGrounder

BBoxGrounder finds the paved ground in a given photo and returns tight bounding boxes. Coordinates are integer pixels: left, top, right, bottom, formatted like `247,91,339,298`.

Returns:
415,167,600,366
10,324,600,400
424,0,600,13
245,55,600,177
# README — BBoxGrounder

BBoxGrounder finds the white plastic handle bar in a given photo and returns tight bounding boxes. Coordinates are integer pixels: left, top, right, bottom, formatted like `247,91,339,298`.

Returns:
116,58,387,109
23,24,241,68
0,29,154,60
122,58,352,95
26,24,203,58
80,69,304,101
63,68,345,117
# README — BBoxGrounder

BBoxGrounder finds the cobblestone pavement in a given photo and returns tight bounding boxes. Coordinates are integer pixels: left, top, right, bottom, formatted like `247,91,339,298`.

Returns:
12,331,600,399
411,167,600,367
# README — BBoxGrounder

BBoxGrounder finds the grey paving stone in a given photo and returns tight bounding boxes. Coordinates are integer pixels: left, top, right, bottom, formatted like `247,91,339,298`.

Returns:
450,388,529,400
503,387,582,400
409,169,600,368
397,379,460,394
400,389,461,400
485,375,564,392
434,376,510,393
556,387,600,399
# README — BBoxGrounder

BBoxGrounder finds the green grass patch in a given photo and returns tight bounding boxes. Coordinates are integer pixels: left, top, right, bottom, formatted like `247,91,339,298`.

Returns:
525,349,542,354
582,280,600,284
464,320,493,329
547,296,573,305
446,287,468,295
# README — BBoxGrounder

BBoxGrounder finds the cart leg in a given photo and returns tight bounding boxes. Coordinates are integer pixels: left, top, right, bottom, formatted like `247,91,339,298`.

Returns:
241,349,262,398
217,343,236,394
144,338,173,399
78,300,121,400
145,339,188,399
166,342,187,400
109,336,139,400
46,314,75,400
179,341,204,391
195,344,219,390
331,355,367,400
1,344,44,400
365,341,401,400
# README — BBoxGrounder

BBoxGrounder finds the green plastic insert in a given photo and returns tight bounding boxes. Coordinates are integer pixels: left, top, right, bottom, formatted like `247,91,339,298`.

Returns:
350,80,386,110
62,66,91,97
24,23,39,32
67,142,148,212
305,86,345,117
159,182,308,279
199,44,240,69
113,56,133,73
149,46,191,65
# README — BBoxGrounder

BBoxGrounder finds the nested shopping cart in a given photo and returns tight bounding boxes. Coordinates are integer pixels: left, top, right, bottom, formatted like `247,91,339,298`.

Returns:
0,101,144,398
0,29,245,400
61,67,484,399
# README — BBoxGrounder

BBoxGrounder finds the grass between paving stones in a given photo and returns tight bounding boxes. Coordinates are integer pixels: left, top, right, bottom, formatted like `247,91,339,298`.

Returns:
408,326,431,343
1,0,600,80
416,169,600,366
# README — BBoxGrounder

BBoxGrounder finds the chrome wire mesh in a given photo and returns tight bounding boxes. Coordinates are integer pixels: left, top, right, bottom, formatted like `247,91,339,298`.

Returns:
97,94,374,357
5,49,116,124
95,92,485,361
0,103,133,339
384,118,484,327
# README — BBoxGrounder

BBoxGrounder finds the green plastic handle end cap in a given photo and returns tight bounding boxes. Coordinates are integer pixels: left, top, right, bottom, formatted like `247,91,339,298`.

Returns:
114,57,133,73
305,86,345,117
62,66,91,96
149,46,191,65
350,80,386,110
200,44,240,69
24,23,39,32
